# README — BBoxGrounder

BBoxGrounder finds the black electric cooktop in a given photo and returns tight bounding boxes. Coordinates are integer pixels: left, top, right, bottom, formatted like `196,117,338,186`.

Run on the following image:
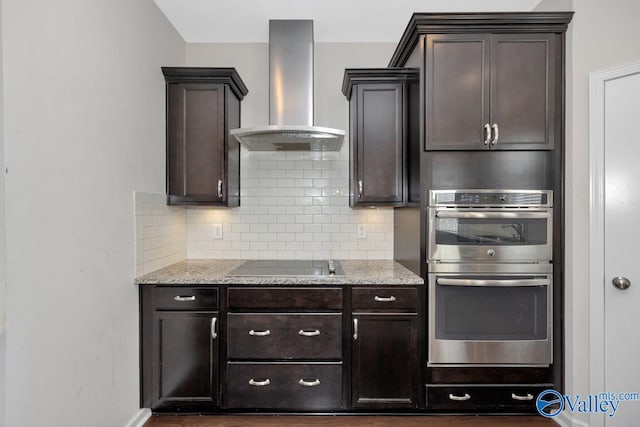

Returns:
226,259,344,277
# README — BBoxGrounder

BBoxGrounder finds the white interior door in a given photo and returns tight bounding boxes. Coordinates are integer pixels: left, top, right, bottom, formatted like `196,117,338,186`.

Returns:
603,70,640,426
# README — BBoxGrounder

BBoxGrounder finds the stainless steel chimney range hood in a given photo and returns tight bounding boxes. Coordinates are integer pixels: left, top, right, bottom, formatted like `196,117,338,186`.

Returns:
230,20,345,152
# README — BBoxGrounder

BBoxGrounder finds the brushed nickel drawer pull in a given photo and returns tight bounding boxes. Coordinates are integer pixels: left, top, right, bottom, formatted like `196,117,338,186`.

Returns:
298,329,321,337
298,379,321,387
174,295,196,302
211,317,217,339
374,295,396,302
248,378,271,387
511,393,534,401
449,393,471,401
249,329,271,337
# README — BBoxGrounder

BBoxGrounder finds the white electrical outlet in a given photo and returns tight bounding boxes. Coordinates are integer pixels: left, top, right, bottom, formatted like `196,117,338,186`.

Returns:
357,224,367,239
213,224,223,240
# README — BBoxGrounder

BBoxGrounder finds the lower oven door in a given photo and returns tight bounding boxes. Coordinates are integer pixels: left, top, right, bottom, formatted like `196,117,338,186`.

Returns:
428,272,552,366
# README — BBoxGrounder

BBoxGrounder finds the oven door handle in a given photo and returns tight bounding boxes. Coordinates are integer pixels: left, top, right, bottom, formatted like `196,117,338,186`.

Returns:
436,278,550,287
435,211,550,219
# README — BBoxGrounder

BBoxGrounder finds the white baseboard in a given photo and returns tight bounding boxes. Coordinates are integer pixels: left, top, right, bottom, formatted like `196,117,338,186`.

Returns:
554,412,590,427
124,408,151,427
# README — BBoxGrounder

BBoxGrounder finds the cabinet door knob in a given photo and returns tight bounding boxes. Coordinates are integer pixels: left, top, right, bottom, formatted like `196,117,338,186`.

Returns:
217,179,223,199
484,123,491,145
249,329,271,337
491,124,499,145
449,393,471,401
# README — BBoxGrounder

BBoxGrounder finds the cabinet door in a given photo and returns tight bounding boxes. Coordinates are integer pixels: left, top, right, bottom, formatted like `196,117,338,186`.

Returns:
425,34,490,150
353,83,404,205
167,83,226,204
352,313,419,408
152,311,219,408
490,34,557,150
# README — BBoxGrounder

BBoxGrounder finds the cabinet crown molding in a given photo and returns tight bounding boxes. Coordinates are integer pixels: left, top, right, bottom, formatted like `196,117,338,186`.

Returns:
161,67,249,100
389,11,574,67
342,68,419,100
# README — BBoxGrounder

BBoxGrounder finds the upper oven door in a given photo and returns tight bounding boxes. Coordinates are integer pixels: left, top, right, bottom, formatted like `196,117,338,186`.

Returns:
428,207,553,263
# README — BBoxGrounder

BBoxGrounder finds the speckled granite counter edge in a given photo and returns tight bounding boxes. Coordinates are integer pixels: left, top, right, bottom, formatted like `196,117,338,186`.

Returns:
135,259,424,286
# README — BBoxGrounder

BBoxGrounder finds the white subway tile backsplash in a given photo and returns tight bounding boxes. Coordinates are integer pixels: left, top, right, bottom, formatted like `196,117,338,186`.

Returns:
286,224,304,233
185,149,394,260
304,224,323,233
295,215,313,224
134,191,186,276
277,215,296,224
322,224,341,233
295,233,314,242
303,206,323,215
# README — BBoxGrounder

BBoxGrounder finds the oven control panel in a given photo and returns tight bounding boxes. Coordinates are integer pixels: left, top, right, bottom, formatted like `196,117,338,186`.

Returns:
430,190,552,207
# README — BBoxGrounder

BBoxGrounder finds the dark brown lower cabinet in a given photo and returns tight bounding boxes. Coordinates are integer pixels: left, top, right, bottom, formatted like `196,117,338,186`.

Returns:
140,285,221,410
152,311,219,409
224,286,345,410
352,313,419,409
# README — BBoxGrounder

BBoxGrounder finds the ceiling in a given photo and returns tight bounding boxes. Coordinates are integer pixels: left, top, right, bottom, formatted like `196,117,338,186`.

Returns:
153,0,545,43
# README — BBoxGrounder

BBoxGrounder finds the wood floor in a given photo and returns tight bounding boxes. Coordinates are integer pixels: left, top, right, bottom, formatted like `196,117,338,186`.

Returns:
144,415,557,427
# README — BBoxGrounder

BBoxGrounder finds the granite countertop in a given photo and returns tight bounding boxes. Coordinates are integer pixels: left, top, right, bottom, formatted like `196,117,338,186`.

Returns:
135,259,423,286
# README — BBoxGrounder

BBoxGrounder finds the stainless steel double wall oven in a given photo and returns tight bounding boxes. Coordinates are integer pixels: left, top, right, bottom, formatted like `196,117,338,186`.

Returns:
427,190,553,366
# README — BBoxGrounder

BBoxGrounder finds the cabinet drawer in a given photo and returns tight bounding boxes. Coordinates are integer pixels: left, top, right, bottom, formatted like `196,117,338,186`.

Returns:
228,287,342,310
352,287,418,310
226,363,343,409
152,287,218,310
426,384,551,413
227,313,342,359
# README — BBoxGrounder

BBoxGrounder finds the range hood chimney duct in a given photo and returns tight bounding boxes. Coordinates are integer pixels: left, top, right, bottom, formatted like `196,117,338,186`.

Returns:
230,20,345,151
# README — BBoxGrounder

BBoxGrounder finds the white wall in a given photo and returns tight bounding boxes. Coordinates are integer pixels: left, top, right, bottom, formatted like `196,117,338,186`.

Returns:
2,0,185,426
0,1,6,426
185,43,398,260
563,0,640,425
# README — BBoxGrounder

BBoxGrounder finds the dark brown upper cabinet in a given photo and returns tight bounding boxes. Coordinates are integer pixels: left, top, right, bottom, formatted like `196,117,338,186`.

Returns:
162,68,248,206
342,69,419,207
425,33,557,150
387,12,573,152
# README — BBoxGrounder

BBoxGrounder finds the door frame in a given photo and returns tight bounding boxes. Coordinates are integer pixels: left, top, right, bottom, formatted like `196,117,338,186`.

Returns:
589,61,640,427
